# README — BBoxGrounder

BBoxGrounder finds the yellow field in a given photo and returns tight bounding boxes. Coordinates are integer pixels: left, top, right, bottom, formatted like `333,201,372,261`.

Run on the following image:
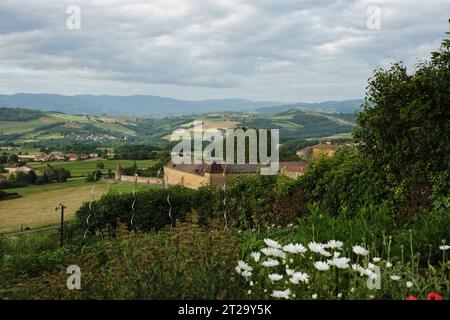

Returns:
163,119,240,140
0,181,111,234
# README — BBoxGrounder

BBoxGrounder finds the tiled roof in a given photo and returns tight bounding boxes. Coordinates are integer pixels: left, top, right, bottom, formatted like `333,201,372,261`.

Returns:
165,161,306,175
165,161,259,175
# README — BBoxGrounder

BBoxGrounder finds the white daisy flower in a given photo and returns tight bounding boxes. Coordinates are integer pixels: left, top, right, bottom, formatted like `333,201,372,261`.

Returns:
386,262,392,268
314,261,330,271
290,272,309,284
269,273,283,282
308,242,331,257
247,290,252,295
368,263,377,270
390,275,401,281
333,251,341,258
328,257,350,269
286,268,295,276
241,270,252,278
352,245,369,256
261,247,286,259
264,238,282,249
238,260,253,271
326,240,343,250
250,281,254,287
372,257,382,263
337,293,343,299
308,242,325,253
283,243,307,254
262,259,280,268
406,281,414,288
439,245,450,251
270,289,291,300
351,264,372,277
234,266,241,274
312,293,318,300
250,252,261,262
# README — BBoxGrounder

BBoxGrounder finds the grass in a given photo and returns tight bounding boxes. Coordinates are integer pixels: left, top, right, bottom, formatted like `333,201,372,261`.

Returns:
29,159,158,177
0,180,111,234
5,178,90,196
109,181,162,193
0,178,161,234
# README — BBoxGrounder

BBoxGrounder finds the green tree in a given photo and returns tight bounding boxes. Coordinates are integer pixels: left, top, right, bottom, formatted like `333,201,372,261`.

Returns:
354,21,450,212
27,170,38,184
96,161,105,170
7,154,19,164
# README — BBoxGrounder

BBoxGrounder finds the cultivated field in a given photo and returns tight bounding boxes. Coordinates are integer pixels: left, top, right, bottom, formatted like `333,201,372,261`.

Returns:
0,179,162,234
0,180,111,233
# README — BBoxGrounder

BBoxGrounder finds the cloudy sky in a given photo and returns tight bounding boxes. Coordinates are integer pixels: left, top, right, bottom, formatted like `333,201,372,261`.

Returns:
0,0,449,102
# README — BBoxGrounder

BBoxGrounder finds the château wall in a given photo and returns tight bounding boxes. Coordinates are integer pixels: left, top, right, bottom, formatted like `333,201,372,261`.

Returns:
164,166,209,189
118,174,162,185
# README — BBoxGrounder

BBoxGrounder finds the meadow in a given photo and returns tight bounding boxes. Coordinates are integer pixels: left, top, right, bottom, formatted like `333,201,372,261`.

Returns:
0,180,111,234
29,159,158,177
0,179,159,234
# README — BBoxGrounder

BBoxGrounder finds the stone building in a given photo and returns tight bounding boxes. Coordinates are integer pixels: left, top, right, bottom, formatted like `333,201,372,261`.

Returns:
296,141,337,160
163,161,307,189
115,165,162,185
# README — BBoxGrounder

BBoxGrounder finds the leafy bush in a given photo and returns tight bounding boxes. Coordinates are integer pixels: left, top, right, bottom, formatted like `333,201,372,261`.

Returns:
72,186,195,235
1,220,241,300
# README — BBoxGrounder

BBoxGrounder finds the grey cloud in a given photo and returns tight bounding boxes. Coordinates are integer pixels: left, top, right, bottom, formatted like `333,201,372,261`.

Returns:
0,0,449,101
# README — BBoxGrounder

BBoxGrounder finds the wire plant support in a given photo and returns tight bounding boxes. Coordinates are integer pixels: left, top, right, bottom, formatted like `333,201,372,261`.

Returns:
162,166,174,228
130,172,138,227
84,172,97,238
222,163,228,231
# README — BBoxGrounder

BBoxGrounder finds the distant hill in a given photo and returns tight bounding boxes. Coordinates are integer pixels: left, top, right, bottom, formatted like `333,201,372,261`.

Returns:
0,106,356,144
0,94,281,117
242,108,355,140
0,93,362,117
257,99,364,115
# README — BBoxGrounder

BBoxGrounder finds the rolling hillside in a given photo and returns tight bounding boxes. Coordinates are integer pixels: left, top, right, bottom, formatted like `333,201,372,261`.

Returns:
0,107,136,143
0,107,355,144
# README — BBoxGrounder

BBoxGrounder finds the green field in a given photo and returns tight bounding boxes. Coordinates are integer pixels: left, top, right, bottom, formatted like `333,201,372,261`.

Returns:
29,159,158,177
0,111,138,143
0,179,164,234
109,180,162,193
0,179,112,233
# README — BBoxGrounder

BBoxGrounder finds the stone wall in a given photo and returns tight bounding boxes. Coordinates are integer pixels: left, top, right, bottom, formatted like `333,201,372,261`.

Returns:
164,166,208,189
119,174,163,185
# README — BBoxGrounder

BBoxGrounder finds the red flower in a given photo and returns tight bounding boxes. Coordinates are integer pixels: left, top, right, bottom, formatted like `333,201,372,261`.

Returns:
426,292,444,300
406,295,418,300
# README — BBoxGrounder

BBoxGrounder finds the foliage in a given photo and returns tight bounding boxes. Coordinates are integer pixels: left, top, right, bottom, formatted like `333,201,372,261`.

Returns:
236,235,449,300
86,169,103,182
0,190,20,201
354,26,450,213
0,107,44,121
1,221,241,300
72,186,195,234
